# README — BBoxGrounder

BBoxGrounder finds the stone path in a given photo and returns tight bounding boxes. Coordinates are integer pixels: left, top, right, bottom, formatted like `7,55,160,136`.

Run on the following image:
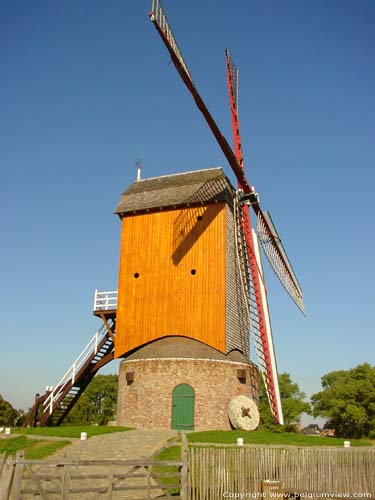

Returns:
42,429,181,499
51,428,179,461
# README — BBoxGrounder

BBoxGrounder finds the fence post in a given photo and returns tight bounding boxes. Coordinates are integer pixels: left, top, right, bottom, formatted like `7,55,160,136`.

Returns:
0,453,5,479
61,462,72,500
180,432,189,500
9,450,25,500
0,455,15,500
107,463,114,500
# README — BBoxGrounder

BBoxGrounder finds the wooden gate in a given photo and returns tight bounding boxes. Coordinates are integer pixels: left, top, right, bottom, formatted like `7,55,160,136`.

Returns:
0,444,189,499
171,384,195,431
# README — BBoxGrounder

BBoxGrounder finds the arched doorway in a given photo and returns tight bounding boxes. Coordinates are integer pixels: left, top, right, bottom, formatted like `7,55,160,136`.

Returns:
171,384,195,430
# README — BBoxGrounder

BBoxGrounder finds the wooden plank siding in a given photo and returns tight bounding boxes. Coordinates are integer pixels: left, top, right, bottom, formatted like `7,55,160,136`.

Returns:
115,203,227,357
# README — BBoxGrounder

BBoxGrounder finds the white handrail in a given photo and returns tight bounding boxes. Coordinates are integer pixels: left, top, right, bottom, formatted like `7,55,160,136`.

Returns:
43,323,111,415
93,289,118,311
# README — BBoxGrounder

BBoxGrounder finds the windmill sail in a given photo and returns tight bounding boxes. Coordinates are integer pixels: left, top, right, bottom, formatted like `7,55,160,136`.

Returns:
149,0,192,83
226,50,244,169
226,50,305,316
234,197,284,424
149,0,251,194
227,50,284,424
257,211,305,315
252,228,284,425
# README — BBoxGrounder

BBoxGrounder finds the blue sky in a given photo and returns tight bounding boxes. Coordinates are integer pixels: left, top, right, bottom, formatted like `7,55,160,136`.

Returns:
1,1,374,418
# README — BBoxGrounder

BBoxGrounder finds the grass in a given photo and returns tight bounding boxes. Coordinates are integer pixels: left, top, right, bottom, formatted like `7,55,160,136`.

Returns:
1,425,132,460
155,444,181,462
3,427,370,463
187,429,373,447
152,429,372,493
153,445,182,496
16,425,132,439
0,436,70,459
154,428,373,467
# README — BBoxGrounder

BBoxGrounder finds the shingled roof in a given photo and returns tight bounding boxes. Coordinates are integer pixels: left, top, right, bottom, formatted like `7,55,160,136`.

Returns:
114,167,235,216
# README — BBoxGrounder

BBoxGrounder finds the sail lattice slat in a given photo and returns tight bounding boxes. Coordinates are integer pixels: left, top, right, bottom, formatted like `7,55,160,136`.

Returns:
257,211,305,315
150,0,193,82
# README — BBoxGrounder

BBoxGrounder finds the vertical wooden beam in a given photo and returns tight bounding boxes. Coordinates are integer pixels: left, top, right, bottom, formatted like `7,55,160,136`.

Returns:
180,432,189,500
107,463,114,500
0,453,5,477
61,462,71,500
10,451,25,500
146,464,152,499
99,314,115,343
0,455,15,500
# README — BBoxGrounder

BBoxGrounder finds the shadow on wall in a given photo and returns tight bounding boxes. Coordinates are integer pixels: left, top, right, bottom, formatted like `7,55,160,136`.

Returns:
172,204,222,265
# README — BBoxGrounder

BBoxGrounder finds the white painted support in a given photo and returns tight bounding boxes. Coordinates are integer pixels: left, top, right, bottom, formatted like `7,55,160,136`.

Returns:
252,228,284,425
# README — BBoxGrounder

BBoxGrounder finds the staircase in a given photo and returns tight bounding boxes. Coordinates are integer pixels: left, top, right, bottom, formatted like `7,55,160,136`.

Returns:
23,320,115,427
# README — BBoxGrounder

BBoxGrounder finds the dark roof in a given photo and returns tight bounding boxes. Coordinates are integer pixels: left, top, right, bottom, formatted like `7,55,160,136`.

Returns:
114,167,235,216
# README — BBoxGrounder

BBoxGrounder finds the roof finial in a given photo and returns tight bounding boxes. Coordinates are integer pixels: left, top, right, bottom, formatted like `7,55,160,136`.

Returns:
136,159,142,181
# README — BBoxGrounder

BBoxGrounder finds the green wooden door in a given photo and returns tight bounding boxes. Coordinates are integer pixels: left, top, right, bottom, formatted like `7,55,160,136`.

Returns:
171,384,195,430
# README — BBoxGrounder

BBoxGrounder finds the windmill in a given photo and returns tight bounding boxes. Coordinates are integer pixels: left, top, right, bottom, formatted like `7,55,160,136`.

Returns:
23,1,304,430
149,0,305,425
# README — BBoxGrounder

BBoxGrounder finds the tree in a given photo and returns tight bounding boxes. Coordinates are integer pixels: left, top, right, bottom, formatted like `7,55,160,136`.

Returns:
0,394,18,426
258,372,311,429
311,363,375,439
64,374,118,425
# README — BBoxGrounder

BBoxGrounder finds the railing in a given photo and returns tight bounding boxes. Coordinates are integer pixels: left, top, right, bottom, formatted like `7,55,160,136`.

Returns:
43,323,111,416
93,289,118,311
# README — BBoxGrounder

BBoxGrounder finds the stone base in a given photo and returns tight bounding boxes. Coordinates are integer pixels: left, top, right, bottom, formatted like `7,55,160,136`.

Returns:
116,338,258,431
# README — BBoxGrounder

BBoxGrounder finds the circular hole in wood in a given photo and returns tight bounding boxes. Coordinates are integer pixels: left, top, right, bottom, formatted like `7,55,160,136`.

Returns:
197,215,203,221
191,269,197,275
134,273,140,279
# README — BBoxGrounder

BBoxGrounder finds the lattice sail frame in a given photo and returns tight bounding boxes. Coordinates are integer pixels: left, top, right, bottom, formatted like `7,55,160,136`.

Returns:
150,0,192,83
257,211,305,315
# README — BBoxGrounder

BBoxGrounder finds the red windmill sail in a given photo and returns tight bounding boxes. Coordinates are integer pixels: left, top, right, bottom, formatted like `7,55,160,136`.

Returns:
226,49,283,424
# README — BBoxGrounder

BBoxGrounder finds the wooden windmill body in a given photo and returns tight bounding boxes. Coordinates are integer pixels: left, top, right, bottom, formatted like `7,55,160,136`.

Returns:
114,168,258,430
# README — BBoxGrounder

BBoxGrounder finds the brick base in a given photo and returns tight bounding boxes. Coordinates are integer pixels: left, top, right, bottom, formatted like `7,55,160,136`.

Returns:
116,357,258,430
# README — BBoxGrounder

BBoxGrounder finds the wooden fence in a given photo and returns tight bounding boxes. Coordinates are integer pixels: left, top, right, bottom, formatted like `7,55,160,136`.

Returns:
0,446,189,499
2,444,375,499
189,444,375,500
